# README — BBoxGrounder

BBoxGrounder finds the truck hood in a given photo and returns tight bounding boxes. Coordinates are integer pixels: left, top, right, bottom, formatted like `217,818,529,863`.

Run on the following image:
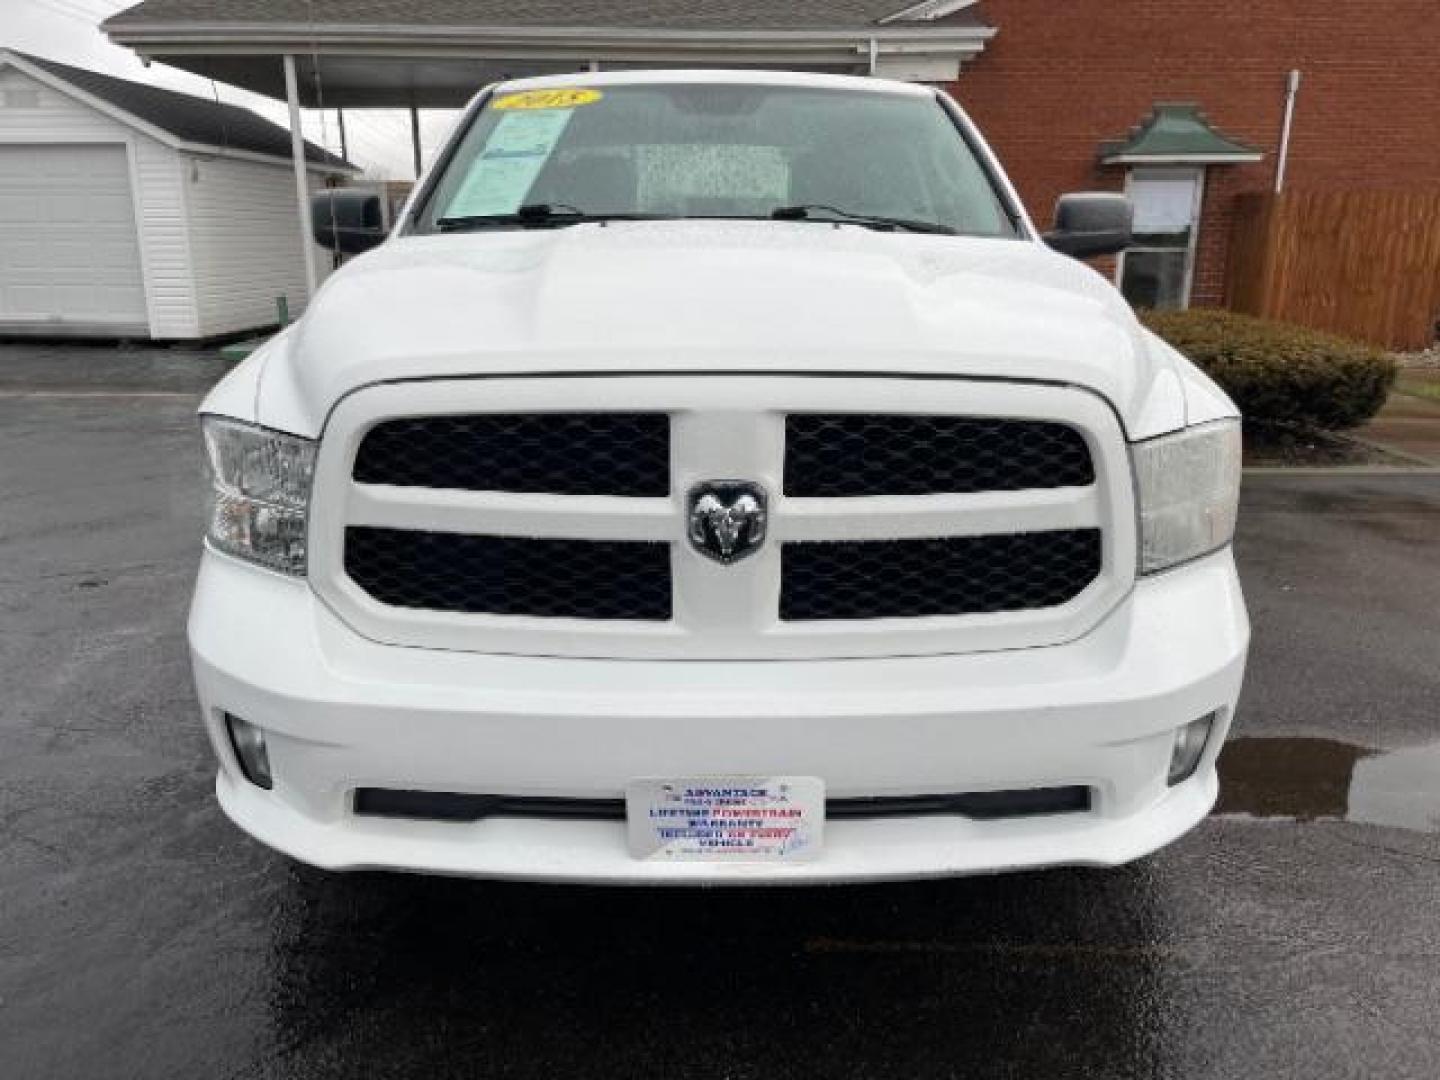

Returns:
255,220,1190,436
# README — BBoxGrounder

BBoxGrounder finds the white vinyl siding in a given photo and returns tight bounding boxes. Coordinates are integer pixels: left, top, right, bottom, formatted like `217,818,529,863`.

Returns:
184,155,331,338
133,137,200,336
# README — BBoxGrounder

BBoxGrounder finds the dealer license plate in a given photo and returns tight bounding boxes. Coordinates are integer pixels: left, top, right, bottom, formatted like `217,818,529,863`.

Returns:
625,776,824,862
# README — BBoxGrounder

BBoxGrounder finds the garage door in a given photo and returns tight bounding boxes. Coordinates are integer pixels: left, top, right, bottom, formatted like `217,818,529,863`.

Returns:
0,144,148,331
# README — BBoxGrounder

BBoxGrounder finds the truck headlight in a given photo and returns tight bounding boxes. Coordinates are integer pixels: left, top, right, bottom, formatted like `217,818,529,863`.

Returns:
201,416,316,575
1132,419,1241,574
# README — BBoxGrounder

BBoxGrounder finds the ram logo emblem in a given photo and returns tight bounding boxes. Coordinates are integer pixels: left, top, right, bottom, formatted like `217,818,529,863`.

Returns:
687,481,768,564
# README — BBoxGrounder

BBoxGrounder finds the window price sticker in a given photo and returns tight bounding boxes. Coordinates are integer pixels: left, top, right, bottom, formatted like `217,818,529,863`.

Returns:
445,107,576,217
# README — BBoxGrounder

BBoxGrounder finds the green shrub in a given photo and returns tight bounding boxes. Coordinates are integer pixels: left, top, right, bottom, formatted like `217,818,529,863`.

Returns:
1139,309,1397,430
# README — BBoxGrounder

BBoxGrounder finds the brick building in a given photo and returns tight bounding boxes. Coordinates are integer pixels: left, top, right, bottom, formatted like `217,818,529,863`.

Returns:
955,0,1440,309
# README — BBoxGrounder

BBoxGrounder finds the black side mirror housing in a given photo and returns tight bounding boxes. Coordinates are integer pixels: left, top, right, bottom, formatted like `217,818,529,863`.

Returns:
1043,193,1133,259
311,190,387,255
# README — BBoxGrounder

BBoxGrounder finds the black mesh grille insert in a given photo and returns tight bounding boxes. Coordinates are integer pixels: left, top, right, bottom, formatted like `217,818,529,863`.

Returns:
345,528,672,620
780,529,1102,621
784,414,1094,497
354,413,670,496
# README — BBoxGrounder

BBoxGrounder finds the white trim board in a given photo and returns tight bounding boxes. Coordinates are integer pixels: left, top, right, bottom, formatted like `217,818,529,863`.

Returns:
1103,152,1263,165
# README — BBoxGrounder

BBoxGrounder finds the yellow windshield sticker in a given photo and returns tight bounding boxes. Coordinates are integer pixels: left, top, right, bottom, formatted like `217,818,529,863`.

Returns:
493,88,602,111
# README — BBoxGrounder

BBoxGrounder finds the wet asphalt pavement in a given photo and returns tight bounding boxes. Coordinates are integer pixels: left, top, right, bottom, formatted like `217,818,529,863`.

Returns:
2,343,1438,1079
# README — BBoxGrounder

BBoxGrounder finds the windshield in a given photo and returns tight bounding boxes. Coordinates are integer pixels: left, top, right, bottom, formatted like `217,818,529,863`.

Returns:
414,83,1018,238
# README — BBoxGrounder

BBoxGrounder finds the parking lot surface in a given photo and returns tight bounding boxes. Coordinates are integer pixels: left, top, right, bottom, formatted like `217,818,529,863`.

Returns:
2,344,1438,1079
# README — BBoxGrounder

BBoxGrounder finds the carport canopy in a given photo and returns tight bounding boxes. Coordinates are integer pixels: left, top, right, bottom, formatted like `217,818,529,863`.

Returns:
103,0,996,106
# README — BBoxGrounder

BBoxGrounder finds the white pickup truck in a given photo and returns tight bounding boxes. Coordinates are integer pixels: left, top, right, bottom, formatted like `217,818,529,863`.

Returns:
190,70,1248,883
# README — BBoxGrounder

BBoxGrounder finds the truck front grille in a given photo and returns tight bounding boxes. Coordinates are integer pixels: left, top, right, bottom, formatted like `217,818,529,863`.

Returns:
354,412,669,496
780,529,1103,621
315,377,1133,658
345,527,672,620
784,414,1093,497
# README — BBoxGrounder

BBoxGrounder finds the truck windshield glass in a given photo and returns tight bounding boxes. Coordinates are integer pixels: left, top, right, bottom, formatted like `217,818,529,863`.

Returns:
415,83,1017,238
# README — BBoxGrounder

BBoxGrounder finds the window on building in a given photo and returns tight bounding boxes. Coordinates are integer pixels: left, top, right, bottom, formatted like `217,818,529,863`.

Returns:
1119,166,1204,310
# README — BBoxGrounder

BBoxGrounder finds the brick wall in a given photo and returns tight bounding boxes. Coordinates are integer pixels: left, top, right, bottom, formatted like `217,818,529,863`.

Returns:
954,1,1440,306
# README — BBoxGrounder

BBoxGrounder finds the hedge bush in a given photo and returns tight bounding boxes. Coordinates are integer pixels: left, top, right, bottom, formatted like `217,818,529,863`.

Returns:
1140,309,1397,430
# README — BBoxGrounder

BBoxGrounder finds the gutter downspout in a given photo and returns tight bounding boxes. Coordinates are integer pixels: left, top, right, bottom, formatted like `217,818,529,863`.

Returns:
282,54,318,299
1274,69,1301,193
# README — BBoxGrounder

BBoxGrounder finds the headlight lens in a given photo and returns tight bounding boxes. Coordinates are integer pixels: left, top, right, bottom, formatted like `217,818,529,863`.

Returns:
1133,418,1241,574
201,416,316,575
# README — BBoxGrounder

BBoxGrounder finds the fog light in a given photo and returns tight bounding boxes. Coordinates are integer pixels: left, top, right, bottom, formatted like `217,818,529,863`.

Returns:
224,712,273,790
1168,713,1216,786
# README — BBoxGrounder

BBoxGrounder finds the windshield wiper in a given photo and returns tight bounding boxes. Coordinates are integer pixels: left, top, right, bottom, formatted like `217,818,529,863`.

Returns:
437,202,955,235
770,204,955,235
436,204,675,232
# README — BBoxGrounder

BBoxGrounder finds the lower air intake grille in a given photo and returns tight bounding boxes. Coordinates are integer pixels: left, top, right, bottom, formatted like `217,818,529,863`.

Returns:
780,529,1102,621
345,527,672,620
352,786,1093,823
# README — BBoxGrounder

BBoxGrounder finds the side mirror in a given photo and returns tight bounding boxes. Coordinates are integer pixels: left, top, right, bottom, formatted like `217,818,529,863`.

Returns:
1043,193,1133,259
311,190,387,255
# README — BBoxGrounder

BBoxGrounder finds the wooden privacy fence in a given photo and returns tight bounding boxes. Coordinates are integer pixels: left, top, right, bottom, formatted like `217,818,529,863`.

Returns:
1226,189,1440,350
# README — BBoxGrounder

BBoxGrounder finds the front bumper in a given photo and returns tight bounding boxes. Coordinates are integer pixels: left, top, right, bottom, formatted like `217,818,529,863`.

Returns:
189,548,1248,884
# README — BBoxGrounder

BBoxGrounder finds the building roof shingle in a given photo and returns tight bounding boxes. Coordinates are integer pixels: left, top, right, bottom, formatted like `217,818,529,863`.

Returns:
105,0,988,32
4,49,353,170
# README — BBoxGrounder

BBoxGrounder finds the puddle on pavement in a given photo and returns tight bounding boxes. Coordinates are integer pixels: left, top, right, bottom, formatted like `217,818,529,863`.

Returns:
1216,736,1440,833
